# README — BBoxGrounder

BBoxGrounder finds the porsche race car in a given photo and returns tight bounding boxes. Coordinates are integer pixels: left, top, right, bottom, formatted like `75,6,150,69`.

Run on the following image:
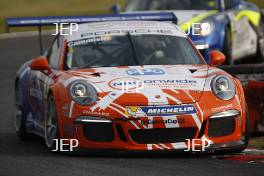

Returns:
13,13,249,153
119,0,264,64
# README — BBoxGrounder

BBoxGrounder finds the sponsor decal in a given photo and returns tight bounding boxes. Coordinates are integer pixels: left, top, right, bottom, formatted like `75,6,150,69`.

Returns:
140,118,185,125
143,79,197,84
126,105,196,117
109,77,197,90
109,77,144,91
212,104,233,112
68,36,112,47
145,79,198,89
81,29,174,38
126,68,165,76
82,110,110,117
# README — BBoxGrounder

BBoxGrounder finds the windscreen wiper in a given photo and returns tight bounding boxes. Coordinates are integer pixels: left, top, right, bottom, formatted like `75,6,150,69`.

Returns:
127,32,141,65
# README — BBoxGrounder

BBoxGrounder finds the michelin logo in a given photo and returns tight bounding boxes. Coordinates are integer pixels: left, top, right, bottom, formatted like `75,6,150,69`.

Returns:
126,105,196,117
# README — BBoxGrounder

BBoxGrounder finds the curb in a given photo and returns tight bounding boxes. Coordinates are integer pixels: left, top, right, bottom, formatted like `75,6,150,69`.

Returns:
243,148,264,155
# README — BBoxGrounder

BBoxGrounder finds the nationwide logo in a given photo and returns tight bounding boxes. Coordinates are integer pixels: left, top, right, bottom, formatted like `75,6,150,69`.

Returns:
108,77,144,91
126,105,196,117
109,78,197,90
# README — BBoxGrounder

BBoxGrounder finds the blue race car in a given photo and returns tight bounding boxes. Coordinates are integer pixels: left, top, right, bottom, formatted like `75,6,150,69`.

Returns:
119,0,264,64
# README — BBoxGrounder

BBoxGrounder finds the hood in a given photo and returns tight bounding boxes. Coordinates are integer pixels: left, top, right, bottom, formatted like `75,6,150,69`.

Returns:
68,65,209,105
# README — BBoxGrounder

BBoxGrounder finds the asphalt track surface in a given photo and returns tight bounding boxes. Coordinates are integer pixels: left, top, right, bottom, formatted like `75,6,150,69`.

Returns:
0,34,264,176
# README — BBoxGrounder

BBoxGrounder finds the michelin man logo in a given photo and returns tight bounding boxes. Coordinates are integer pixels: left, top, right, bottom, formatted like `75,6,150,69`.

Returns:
126,107,146,117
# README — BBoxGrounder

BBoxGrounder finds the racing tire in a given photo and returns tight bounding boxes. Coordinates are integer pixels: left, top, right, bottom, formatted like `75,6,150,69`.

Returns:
223,27,234,65
44,94,59,151
257,15,264,62
14,83,29,140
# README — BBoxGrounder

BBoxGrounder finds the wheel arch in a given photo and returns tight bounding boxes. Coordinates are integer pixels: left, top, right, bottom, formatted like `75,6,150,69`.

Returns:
47,84,65,139
233,77,248,133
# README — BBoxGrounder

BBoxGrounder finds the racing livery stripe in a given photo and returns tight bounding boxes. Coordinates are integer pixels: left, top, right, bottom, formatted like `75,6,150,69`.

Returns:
235,10,261,27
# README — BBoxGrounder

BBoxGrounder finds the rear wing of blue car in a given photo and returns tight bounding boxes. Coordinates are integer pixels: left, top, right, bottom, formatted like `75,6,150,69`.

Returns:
5,13,177,29
5,12,177,54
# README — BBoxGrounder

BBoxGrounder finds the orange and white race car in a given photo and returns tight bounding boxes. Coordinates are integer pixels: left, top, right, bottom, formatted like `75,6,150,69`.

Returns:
14,13,249,153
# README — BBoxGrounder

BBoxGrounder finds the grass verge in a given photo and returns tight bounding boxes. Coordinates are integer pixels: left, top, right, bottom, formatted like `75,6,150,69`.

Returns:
249,136,264,150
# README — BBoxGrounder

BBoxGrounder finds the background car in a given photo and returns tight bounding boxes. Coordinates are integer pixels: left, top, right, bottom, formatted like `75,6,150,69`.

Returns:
13,13,249,153
118,0,264,64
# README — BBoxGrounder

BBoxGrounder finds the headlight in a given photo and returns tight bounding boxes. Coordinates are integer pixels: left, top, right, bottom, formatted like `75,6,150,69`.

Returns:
211,75,235,100
193,20,214,36
69,80,97,106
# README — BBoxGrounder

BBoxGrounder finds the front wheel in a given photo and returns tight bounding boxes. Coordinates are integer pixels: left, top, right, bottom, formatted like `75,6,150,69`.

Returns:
44,94,59,151
14,83,29,140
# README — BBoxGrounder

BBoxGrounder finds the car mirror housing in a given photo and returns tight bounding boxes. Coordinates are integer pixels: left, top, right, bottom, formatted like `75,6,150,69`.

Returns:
210,50,226,66
30,57,50,71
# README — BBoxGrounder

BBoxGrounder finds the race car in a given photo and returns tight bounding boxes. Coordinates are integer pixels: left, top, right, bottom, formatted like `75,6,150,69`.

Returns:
13,13,249,153
117,0,264,64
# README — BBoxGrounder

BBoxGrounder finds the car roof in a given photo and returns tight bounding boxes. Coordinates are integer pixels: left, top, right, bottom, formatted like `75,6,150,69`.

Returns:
65,21,186,42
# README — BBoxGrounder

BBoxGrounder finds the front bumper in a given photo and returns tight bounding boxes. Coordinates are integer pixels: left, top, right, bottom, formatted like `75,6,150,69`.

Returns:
60,108,245,152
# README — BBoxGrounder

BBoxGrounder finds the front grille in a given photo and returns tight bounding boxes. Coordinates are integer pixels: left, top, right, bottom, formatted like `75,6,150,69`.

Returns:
83,122,114,142
129,127,197,144
208,117,235,137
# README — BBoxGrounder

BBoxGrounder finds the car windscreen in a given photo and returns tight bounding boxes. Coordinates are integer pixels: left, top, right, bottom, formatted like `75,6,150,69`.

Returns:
125,0,218,11
66,34,204,69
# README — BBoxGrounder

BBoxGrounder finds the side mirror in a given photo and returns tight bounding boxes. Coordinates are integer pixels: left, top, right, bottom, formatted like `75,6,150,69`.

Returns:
210,50,226,66
30,57,50,71
111,4,121,13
